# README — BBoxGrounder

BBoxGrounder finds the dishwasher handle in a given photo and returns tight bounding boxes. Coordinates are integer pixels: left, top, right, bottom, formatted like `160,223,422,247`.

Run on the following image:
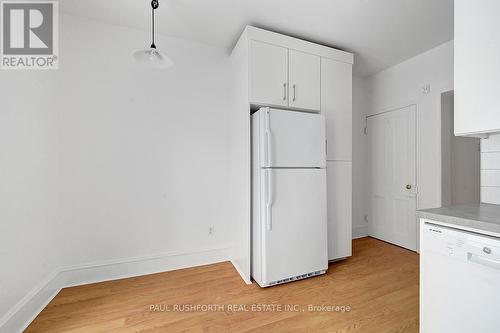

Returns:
468,253,500,270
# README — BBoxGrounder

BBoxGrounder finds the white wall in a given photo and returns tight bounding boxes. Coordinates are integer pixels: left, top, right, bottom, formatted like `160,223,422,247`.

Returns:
56,15,233,267
481,135,500,204
441,92,480,206
441,92,453,206
352,76,369,238
0,72,62,321
365,41,454,213
0,14,234,330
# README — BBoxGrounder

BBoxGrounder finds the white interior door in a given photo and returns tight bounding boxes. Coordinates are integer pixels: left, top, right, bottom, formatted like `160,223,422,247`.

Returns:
249,40,288,107
288,49,321,111
368,106,417,251
260,108,326,168
262,169,328,284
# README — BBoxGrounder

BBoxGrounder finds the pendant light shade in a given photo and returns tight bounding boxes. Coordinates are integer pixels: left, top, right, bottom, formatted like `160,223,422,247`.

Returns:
133,47,173,69
134,0,173,69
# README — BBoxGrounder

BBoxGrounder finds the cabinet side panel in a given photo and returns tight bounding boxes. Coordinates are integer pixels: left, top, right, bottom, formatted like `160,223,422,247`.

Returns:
229,32,251,284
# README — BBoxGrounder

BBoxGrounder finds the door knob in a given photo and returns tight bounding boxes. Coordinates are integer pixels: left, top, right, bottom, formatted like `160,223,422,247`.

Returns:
406,185,412,190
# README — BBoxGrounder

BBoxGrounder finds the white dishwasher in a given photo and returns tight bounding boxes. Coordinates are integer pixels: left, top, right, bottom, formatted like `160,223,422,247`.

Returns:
420,221,500,333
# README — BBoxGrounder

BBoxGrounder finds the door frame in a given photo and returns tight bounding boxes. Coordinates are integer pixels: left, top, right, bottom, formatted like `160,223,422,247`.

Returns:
365,104,419,251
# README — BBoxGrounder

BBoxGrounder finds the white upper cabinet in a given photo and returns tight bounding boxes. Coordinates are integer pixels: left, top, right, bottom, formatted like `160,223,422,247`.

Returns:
455,0,500,136
249,40,289,107
247,31,335,112
321,58,352,160
288,50,321,111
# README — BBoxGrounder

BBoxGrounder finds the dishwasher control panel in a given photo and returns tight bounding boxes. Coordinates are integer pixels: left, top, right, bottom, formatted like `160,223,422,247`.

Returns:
422,220,500,267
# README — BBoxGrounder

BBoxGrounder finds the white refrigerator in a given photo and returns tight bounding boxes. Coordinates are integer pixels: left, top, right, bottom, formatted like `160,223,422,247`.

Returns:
251,107,328,287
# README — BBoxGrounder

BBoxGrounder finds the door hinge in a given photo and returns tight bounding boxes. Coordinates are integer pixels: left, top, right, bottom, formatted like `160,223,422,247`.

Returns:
364,126,368,135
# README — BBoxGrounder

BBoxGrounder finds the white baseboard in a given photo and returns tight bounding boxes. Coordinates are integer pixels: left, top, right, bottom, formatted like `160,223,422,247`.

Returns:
0,246,230,333
61,246,230,288
352,225,369,239
0,270,63,333
230,259,252,285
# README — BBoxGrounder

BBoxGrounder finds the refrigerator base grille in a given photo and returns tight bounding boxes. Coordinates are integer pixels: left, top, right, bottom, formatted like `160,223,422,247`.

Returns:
266,270,326,287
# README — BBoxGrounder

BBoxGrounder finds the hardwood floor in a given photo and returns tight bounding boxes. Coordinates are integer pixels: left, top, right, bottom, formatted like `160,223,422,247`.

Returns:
26,237,419,332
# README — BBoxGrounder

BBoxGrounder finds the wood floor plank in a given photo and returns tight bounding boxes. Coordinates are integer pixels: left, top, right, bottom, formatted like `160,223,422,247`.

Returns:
25,237,419,332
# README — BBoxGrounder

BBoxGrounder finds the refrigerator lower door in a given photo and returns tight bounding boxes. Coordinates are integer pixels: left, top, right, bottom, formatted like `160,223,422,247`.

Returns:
259,108,326,168
261,168,328,286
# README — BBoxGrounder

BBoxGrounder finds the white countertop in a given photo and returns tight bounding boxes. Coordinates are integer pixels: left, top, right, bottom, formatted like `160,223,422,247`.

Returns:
416,204,500,237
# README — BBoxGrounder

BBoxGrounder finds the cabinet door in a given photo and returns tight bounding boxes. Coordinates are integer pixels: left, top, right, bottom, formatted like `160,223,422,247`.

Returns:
455,0,500,135
289,49,321,111
327,161,352,261
249,40,288,107
321,58,352,160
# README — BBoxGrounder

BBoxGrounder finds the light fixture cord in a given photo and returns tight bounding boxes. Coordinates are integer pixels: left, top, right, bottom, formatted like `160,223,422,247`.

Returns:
151,0,159,49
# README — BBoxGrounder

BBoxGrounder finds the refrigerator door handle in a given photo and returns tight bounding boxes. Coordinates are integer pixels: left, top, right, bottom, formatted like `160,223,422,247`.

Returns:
266,170,273,231
265,110,272,166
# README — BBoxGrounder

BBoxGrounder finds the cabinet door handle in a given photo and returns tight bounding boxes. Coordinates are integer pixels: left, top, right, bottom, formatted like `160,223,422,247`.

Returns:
283,83,287,101
293,84,296,102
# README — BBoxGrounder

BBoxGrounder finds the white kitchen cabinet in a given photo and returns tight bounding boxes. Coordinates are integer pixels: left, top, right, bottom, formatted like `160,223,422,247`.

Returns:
326,161,352,260
321,58,352,160
249,40,288,107
230,26,354,283
322,57,353,260
288,50,321,111
455,0,500,136
249,40,324,112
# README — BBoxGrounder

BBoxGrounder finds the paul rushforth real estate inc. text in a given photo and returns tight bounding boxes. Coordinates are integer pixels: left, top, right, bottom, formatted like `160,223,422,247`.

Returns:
149,303,352,313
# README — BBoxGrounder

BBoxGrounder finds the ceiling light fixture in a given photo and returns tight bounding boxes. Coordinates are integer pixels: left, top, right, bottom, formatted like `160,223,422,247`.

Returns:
133,0,173,69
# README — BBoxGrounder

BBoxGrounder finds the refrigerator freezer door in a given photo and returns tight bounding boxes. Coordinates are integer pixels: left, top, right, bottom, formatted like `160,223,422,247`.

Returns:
259,108,326,168
261,168,328,285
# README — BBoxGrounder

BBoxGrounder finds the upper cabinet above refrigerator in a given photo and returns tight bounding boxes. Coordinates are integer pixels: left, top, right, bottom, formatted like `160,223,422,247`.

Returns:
455,0,500,136
247,28,351,112
288,50,321,111
249,41,289,108
249,41,320,111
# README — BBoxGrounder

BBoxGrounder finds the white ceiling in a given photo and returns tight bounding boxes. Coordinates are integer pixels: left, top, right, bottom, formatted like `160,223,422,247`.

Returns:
60,0,453,77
